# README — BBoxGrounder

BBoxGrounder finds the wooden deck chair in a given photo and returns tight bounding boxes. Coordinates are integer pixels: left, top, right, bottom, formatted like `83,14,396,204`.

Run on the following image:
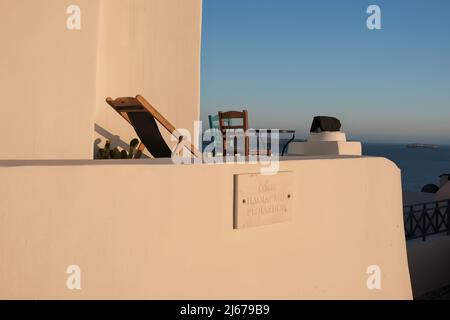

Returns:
106,95,201,159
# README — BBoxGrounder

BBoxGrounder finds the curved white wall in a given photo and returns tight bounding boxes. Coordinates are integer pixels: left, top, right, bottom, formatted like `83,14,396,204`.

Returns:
0,157,412,299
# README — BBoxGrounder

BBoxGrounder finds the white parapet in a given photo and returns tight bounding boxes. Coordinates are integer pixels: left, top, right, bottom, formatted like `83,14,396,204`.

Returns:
289,131,362,156
0,157,411,300
308,132,347,142
289,141,362,156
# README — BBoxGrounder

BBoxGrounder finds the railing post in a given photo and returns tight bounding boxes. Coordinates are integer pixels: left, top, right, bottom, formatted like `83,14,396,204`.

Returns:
422,204,427,241
409,205,414,240
447,200,450,236
435,204,439,233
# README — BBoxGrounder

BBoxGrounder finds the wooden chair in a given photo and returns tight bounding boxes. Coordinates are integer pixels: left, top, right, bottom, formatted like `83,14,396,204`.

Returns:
208,114,220,130
208,114,231,156
106,95,201,159
218,110,271,157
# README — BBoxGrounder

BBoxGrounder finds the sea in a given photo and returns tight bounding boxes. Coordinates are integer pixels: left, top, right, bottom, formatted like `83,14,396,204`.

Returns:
363,143,450,193
202,138,450,193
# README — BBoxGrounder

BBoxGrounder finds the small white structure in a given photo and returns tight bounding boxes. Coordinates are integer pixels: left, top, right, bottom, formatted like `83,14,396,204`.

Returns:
288,118,362,156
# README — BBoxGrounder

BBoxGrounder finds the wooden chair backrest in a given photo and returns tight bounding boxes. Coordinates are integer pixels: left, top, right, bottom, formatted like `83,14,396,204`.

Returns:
218,110,249,156
209,114,232,130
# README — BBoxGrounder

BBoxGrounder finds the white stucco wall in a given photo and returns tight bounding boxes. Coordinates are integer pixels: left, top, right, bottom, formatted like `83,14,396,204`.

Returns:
0,0,99,159
94,0,203,153
0,0,203,160
0,157,412,299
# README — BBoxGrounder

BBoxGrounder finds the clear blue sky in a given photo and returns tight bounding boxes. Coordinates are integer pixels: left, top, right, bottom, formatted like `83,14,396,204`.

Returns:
200,0,450,144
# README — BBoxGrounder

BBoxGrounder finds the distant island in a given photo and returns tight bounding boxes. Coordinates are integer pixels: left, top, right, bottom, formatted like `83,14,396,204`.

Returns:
406,143,440,149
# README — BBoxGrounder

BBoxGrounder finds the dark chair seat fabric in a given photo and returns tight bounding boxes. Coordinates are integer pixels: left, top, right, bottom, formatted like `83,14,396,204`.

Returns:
128,112,172,158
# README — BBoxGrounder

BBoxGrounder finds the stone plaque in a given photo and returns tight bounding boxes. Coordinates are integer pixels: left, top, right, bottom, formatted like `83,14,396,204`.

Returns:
234,172,293,229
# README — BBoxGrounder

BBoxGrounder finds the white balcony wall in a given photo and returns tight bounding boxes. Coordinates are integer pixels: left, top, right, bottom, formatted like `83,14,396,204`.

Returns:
0,157,413,299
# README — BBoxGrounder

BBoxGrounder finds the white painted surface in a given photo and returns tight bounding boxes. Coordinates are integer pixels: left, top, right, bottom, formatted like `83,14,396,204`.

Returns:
288,141,362,156
0,157,412,299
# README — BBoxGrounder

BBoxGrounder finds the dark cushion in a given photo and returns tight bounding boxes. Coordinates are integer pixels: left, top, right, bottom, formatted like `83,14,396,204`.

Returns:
310,116,342,133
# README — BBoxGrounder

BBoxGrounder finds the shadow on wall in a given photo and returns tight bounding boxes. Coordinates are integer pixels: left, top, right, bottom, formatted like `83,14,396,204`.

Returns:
407,235,450,298
94,124,149,159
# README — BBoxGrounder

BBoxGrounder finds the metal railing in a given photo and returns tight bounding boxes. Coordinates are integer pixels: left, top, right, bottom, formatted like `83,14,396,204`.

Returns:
404,200,450,241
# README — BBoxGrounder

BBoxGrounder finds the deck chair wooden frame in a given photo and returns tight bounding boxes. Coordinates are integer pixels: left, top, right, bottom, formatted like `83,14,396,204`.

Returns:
106,95,201,159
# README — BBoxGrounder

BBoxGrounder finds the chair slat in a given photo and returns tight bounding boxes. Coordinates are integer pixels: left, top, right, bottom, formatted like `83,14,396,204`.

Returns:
221,125,247,130
107,97,140,107
220,111,247,119
115,107,146,113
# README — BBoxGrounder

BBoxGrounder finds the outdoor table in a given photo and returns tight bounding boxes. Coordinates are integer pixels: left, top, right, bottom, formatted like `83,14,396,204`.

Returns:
253,129,296,156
